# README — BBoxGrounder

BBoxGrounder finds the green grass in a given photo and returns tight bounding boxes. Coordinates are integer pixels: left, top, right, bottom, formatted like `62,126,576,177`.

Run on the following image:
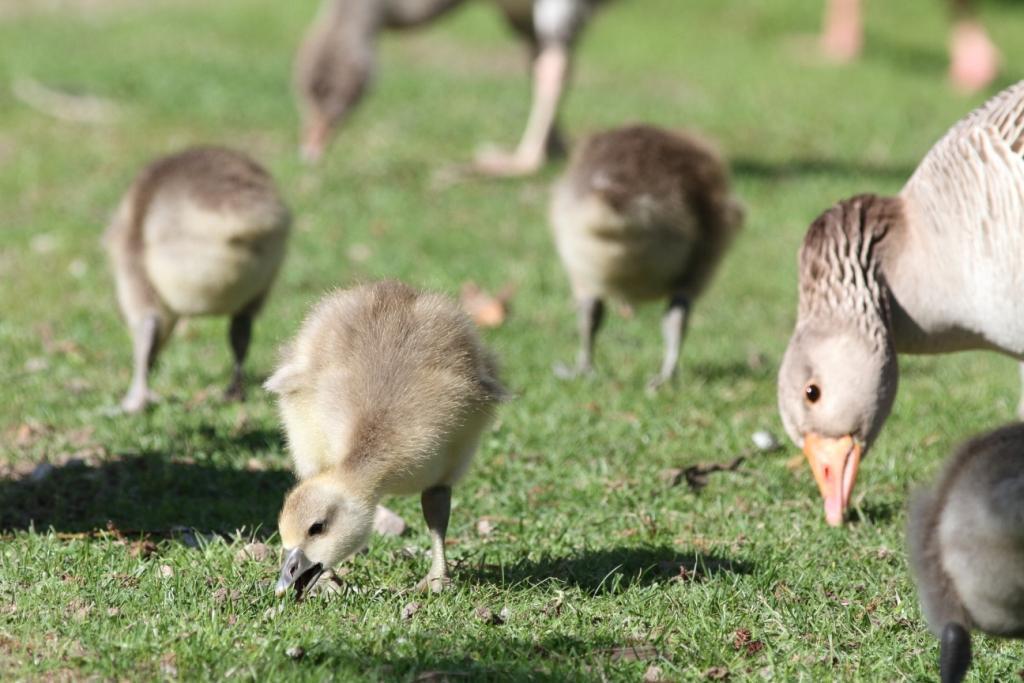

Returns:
2,0,1024,679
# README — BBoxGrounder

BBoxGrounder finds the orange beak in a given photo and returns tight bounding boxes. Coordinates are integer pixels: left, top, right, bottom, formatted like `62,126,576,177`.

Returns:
300,117,331,164
803,433,861,527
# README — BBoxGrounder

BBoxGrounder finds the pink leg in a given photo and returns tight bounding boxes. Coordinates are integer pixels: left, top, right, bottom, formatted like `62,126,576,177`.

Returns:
474,44,569,177
949,18,999,93
820,0,863,63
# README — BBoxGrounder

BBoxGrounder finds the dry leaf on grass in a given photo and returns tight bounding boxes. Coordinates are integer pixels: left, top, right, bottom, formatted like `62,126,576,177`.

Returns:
401,601,421,621
732,628,764,655
474,606,507,625
8,421,51,449
704,666,729,680
643,665,663,682
129,540,158,558
159,565,174,579
542,592,565,616
160,652,178,678
459,282,515,328
234,542,272,563
476,518,496,536
245,457,268,472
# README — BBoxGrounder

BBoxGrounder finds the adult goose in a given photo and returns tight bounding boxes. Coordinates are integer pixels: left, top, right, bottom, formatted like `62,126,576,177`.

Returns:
778,80,1024,526
907,423,1024,683
294,0,603,175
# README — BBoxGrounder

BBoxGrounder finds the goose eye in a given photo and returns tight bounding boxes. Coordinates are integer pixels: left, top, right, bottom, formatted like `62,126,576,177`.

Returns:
308,521,326,536
804,383,821,404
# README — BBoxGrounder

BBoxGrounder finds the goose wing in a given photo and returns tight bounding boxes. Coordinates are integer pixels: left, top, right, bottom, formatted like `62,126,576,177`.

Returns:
901,81,1024,241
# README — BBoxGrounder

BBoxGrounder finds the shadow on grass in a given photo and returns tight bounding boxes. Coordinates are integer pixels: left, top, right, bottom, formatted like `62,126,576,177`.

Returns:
182,422,286,453
307,633,659,682
689,360,770,383
0,452,293,536
848,499,900,526
732,156,915,182
464,545,752,593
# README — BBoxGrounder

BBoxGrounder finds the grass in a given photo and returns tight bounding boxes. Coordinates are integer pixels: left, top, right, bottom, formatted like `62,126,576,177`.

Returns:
2,0,1024,679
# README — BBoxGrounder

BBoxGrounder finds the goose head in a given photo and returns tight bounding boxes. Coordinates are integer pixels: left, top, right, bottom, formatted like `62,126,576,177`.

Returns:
275,473,375,597
778,320,898,526
294,30,373,164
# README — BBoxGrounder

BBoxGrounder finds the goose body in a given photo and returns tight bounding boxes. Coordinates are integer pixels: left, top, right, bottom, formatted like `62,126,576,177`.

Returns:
104,146,290,413
267,281,504,595
908,423,1024,682
778,80,1024,526
551,124,743,388
294,0,599,173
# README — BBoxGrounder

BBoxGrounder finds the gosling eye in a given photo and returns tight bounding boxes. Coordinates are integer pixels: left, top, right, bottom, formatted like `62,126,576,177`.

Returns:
804,383,821,404
308,521,326,537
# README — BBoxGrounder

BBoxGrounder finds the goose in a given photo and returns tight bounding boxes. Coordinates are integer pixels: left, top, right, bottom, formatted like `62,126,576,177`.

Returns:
104,146,290,413
266,281,504,595
778,80,1024,526
907,423,1024,683
550,124,744,389
294,0,602,175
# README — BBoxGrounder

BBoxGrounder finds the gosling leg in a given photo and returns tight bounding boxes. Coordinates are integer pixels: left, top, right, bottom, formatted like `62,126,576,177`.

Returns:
417,485,452,593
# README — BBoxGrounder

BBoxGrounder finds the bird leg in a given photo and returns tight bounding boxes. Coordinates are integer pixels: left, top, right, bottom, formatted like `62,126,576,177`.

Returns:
647,295,690,392
225,310,254,401
554,296,604,379
417,485,451,593
121,313,167,413
948,16,999,94
820,0,863,63
939,622,972,683
474,43,569,177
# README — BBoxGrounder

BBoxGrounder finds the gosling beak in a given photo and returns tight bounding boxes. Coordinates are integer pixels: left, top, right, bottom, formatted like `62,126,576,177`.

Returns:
275,548,323,598
299,118,330,164
803,433,862,527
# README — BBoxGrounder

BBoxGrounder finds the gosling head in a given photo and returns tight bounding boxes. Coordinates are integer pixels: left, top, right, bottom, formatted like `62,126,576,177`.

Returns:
777,321,898,526
275,474,376,597
294,40,372,164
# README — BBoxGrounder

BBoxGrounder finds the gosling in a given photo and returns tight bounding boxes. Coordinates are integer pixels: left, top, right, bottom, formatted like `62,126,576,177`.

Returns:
267,281,504,595
104,146,290,413
907,423,1024,683
550,124,744,389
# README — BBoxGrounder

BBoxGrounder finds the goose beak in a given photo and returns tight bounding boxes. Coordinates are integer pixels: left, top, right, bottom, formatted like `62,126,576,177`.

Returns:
275,548,323,598
803,433,861,527
299,118,330,164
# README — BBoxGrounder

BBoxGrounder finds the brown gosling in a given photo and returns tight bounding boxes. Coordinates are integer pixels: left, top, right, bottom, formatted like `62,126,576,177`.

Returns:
104,146,290,413
550,124,744,390
907,423,1024,683
267,281,505,596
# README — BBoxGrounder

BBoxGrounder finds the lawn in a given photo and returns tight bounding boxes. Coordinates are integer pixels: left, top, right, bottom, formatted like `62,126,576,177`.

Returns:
2,0,1023,680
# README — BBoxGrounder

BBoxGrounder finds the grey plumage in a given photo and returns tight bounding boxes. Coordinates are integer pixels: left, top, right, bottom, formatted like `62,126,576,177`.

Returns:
907,423,1024,682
